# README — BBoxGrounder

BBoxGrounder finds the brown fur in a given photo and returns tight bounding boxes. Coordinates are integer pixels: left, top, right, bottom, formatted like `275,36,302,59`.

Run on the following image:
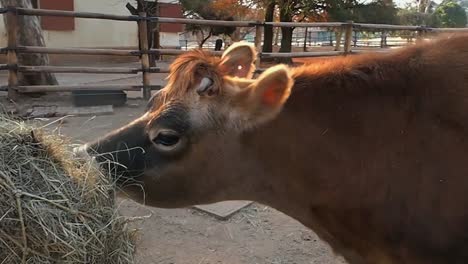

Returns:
84,34,468,264
248,34,468,263
165,49,223,98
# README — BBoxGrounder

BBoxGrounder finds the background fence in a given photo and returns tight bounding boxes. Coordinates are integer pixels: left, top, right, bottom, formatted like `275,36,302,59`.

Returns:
1,6,468,100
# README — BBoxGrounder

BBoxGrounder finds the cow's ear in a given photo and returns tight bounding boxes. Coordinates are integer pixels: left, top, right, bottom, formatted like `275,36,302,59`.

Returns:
219,42,256,78
231,65,292,128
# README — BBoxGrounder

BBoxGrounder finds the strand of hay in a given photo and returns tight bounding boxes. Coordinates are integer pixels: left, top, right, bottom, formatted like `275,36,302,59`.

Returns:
0,114,135,263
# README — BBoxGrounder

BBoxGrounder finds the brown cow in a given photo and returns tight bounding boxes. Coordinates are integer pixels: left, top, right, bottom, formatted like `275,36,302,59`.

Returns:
77,35,468,264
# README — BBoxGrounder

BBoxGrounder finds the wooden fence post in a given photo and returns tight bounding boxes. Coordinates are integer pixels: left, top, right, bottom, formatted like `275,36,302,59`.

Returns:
344,21,353,55
6,8,19,100
417,27,426,44
303,27,308,52
334,27,343,51
138,12,152,100
254,22,262,71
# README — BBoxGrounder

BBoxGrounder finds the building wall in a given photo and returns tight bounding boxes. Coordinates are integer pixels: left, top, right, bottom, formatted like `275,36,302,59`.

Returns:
0,0,184,48
160,32,181,47
159,2,184,33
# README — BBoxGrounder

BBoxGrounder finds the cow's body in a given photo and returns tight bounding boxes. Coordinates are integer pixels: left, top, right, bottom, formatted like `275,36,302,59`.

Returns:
256,36,468,263
80,35,468,264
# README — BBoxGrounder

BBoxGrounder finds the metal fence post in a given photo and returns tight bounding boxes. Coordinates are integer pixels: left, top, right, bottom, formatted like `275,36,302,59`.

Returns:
138,12,151,100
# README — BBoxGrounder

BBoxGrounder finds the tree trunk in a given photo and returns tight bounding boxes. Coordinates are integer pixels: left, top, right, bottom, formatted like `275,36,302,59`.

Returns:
1,0,58,87
277,3,293,64
230,28,242,42
199,29,212,48
262,1,275,53
274,27,280,45
279,27,293,52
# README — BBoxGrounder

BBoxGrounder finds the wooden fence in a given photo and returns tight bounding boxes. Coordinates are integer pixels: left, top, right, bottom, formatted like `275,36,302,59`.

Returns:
1,7,468,100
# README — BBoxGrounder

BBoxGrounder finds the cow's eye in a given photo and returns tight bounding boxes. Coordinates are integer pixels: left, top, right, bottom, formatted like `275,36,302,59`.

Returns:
153,132,180,146
151,129,184,152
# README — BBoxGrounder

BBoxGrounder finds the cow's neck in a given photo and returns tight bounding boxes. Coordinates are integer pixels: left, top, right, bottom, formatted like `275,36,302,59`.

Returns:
240,95,360,223
241,55,410,215
242,65,370,211
239,58,415,263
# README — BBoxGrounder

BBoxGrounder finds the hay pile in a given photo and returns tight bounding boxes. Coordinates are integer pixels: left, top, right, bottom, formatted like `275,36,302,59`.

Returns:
0,114,135,263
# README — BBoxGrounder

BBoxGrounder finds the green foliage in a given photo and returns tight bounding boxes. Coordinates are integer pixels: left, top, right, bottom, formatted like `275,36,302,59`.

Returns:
397,9,435,26
325,0,360,21
433,0,467,27
323,0,398,24
180,0,236,40
354,0,399,24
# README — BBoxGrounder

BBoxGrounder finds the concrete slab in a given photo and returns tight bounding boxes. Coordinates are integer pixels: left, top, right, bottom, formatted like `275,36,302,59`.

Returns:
193,201,253,220
27,105,113,118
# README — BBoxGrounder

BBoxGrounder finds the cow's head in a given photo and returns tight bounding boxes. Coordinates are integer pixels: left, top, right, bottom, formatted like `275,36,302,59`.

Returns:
78,42,293,207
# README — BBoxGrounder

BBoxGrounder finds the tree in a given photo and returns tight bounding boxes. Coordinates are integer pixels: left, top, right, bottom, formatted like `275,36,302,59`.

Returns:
354,0,398,24
270,0,398,62
210,0,263,41
262,0,276,53
433,0,467,27
180,0,261,47
0,0,58,88
181,0,235,47
275,0,324,63
398,8,435,25
277,0,295,57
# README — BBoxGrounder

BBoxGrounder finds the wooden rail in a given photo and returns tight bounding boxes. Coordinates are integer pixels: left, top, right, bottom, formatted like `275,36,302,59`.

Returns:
261,51,344,58
16,7,140,21
15,84,161,93
154,17,256,27
0,7,467,100
13,46,141,56
430,28,468,32
149,49,223,56
18,65,160,74
354,23,420,31
0,46,223,56
264,22,344,28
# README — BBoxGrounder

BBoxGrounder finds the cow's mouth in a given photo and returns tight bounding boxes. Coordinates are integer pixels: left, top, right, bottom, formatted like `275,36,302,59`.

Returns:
73,144,146,186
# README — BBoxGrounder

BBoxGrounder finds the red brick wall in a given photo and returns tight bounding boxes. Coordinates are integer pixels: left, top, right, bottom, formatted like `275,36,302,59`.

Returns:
159,3,184,33
40,0,75,31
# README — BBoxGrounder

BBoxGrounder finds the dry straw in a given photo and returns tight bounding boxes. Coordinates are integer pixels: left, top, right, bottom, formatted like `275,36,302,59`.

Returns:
0,113,135,263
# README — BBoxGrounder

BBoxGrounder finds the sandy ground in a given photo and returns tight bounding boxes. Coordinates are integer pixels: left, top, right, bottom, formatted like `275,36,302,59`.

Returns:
0,54,356,263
